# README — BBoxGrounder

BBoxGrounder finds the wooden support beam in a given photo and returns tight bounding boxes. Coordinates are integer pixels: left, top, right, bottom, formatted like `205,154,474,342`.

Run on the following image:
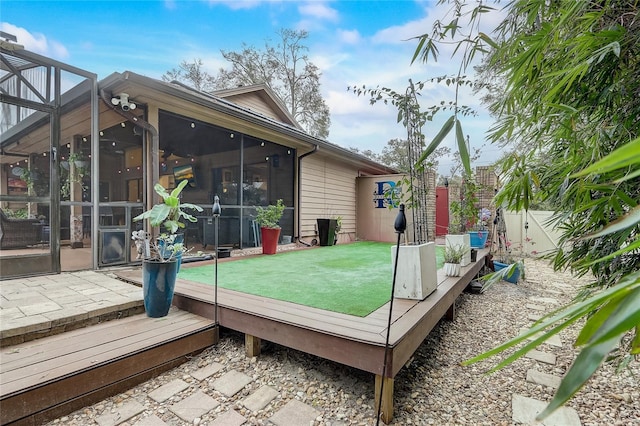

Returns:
374,374,394,424
245,334,261,357
445,302,456,320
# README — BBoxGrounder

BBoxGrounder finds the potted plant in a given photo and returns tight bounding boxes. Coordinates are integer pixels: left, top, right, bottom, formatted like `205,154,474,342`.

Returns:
447,173,480,266
487,237,535,285
255,199,285,255
317,216,339,246
133,179,203,317
443,243,467,277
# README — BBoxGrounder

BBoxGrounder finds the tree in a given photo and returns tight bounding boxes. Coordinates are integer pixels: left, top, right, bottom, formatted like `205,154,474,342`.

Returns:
162,30,331,139
162,58,215,92
213,29,331,139
409,0,639,419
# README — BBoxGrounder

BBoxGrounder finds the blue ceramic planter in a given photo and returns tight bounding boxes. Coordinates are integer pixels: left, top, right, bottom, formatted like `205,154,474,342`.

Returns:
142,260,178,317
493,261,521,284
469,230,489,248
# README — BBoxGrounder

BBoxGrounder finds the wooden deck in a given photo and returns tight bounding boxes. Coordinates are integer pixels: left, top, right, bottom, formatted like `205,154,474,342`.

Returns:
0,309,217,426
116,248,489,423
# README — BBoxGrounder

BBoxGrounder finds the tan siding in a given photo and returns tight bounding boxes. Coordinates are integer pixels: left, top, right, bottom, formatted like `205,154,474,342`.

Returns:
223,93,281,122
299,154,359,243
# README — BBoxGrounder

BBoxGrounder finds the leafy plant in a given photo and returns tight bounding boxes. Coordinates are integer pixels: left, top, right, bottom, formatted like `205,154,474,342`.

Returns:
404,0,639,419
444,244,467,264
133,180,203,262
449,172,480,233
255,199,285,229
60,153,89,199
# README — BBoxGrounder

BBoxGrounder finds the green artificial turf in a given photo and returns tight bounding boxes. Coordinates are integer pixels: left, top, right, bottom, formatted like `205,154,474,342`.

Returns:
179,241,445,317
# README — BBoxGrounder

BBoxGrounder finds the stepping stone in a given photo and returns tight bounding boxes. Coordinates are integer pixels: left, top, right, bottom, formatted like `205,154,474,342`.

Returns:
210,409,247,425
269,399,321,426
149,379,189,403
95,400,145,426
170,390,219,422
526,369,562,389
243,385,279,411
525,349,556,365
135,414,168,426
191,362,223,381
519,327,563,347
528,313,543,322
526,304,547,312
213,370,252,397
512,394,581,425
530,296,559,305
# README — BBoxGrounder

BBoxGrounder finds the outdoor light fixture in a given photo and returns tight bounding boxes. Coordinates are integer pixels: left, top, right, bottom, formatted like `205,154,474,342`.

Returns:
111,93,136,111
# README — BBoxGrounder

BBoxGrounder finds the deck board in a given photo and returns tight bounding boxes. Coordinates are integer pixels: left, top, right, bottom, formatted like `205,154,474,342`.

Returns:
0,309,217,425
1,312,212,392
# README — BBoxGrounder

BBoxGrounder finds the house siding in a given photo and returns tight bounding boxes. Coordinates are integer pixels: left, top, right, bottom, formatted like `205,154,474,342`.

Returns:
299,154,358,243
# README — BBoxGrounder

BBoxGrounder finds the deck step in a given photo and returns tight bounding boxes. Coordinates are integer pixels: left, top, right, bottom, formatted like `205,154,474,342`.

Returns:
0,308,218,425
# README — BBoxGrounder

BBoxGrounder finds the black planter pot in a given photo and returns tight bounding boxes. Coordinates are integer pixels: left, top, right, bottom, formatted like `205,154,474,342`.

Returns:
470,248,478,262
317,219,338,246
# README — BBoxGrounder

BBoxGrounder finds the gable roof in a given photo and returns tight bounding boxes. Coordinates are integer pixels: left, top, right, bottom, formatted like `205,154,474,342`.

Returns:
212,83,302,130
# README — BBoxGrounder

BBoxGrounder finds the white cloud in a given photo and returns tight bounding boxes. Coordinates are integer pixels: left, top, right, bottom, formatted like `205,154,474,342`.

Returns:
298,2,339,21
0,23,69,60
336,29,360,45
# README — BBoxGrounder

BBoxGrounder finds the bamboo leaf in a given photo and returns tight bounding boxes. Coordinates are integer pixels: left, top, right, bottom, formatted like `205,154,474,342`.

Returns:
584,205,640,239
632,326,640,355
575,287,635,345
537,335,621,420
463,271,640,366
582,287,640,347
572,138,640,177
478,32,498,49
455,119,471,175
580,238,640,266
417,115,455,164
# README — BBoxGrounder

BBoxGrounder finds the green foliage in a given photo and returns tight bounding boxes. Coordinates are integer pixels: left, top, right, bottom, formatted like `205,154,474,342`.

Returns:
255,199,285,229
444,244,467,264
449,172,480,233
412,0,640,418
134,179,203,234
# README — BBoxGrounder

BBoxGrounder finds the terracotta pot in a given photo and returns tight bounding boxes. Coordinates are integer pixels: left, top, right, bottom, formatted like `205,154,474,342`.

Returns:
260,227,281,255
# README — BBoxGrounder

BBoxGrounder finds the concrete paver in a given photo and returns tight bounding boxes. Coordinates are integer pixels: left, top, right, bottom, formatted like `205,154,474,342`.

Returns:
525,349,557,365
210,409,247,426
190,362,223,381
149,379,190,403
95,400,145,426
519,327,563,347
269,399,321,426
169,390,219,422
242,385,279,412
213,370,252,397
134,414,168,426
525,303,547,312
526,369,562,389
0,271,143,342
529,296,559,305
512,394,581,425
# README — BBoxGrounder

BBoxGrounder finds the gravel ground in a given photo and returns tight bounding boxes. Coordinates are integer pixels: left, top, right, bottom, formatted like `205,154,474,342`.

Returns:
49,257,639,425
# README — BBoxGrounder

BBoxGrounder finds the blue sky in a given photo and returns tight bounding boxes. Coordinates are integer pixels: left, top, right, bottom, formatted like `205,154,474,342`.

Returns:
2,0,503,175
